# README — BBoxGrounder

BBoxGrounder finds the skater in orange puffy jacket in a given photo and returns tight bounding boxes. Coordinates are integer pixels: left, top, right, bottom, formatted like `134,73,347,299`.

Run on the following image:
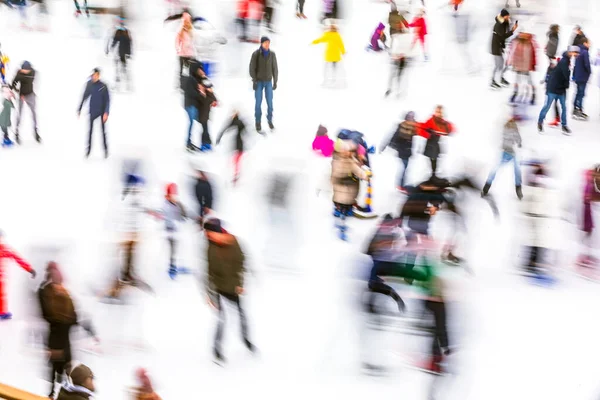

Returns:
0,231,36,320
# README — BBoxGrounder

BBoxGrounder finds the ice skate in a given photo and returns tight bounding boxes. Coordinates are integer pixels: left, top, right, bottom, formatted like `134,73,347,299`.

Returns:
2,137,13,147
35,130,41,143
255,122,262,133
168,264,177,280
500,78,510,87
213,350,226,366
572,109,588,121
413,355,444,375
548,118,560,127
441,252,461,266
537,122,543,133
186,143,199,152
200,143,212,152
0,312,13,320
490,81,501,90
268,121,275,131
516,185,523,200
562,125,571,136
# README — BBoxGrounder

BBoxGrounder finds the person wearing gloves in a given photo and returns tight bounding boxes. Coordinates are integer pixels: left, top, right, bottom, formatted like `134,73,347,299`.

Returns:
78,68,110,158
490,9,518,89
106,17,133,91
249,36,278,133
38,263,98,398
380,111,417,192
311,23,346,87
0,231,36,320
204,218,255,364
537,46,580,135
482,116,523,200
57,363,96,400
573,37,591,120
11,60,41,143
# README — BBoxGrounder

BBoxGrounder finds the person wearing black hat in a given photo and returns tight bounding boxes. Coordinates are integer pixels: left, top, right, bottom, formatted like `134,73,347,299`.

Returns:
380,111,417,192
78,68,110,158
204,218,255,364
11,61,41,144
490,9,518,89
249,36,278,133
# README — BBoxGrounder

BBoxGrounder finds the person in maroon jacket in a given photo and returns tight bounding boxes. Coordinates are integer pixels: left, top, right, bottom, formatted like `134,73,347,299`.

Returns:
0,231,36,320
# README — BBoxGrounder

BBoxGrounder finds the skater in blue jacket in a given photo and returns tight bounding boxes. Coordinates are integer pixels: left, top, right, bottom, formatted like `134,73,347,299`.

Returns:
78,68,110,158
573,37,591,119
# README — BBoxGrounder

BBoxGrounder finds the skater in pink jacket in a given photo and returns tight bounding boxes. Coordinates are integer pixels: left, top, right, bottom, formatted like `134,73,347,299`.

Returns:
176,15,195,78
312,125,334,157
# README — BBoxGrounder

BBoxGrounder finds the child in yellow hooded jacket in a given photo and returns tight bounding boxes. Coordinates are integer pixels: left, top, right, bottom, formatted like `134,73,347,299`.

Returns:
311,24,346,85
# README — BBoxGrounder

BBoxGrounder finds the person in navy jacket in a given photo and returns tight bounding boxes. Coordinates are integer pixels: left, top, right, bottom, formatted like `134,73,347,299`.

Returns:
78,68,110,158
537,47,580,135
573,37,591,118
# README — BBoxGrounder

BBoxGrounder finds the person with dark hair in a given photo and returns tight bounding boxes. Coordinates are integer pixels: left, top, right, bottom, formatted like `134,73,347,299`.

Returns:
164,8,206,24
216,110,248,185
545,24,559,61
204,218,255,364
73,0,89,17
490,9,518,89
193,164,214,225
57,363,96,400
572,25,586,47
38,262,98,398
537,46,580,135
380,112,417,192
249,36,278,133
573,37,591,120
11,60,41,143
77,68,110,158
419,105,454,178
106,17,133,91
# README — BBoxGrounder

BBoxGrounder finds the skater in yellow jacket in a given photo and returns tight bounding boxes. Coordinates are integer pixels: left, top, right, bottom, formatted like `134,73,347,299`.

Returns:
311,23,346,86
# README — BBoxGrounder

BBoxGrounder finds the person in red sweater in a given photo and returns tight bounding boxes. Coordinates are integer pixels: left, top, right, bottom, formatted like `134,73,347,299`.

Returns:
409,9,428,61
419,105,455,178
0,231,36,319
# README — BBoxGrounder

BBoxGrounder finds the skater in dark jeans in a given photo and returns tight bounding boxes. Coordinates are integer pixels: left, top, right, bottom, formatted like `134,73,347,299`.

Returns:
573,38,591,119
249,36,278,132
205,218,255,363
182,61,214,151
11,61,41,143
490,9,517,89
537,47,579,135
419,105,454,178
296,0,306,18
194,164,214,225
78,68,110,158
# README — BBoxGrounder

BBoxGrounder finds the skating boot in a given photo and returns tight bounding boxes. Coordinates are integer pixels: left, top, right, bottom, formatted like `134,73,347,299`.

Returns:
530,92,536,105
301,13,307,19
490,81,501,89
367,145,376,154
213,349,226,366
481,182,491,197
168,264,177,280
548,117,560,127
244,339,257,354
516,185,523,200
510,92,517,103
186,142,199,152
384,89,391,97
296,12,301,18
268,120,275,131
562,125,571,136
415,355,443,375
442,252,461,266
537,122,544,133
2,137,13,147
0,312,13,320
14,133,20,145
200,143,212,152
256,122,262,133
338,225,348,241
500,78,510,87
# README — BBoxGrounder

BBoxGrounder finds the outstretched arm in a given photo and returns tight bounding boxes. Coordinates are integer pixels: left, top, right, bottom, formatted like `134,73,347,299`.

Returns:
4,248,33,274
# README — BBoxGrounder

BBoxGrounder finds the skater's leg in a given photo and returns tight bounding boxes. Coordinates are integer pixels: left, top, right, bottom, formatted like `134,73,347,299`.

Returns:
486,151,512,185
254,82,264,123
101,118,108,156
168,238,176,265
557,94,568,127
425,300,449,356
229,292,251,345
86,116,95,157
430,158,437,177
23,94,38,133
298,0,305,14
1,126,8,140
399,157,409,188
265,81,273,124
213,293,225,357
201,121,211,146
538,93,557,123
185,106,198,145
368,280,405,312
233,151,242,183
15,95,25,134
122,240,135,281
492,55,503,82
512,154,522,186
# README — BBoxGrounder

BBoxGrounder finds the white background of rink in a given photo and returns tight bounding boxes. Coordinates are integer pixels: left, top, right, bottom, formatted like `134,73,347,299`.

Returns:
1,0,600,398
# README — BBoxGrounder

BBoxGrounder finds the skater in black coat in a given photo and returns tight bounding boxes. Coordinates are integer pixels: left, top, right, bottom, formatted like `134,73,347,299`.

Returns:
106,19,133,90
545,24,559,60
78,68,110,158
380,111,417,191
197,79,217,150
182,61,207,152
194,166,214,224
11,61,41,143
217,111,248,185
572,25,586,47
490,9,517,88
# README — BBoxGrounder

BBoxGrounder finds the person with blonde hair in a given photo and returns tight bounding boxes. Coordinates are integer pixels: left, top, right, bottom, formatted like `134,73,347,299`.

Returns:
311,23,346,86
176,13,195,79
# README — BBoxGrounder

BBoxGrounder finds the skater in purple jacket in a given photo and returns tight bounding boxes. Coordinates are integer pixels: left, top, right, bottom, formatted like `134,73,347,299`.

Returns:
369,23,387,51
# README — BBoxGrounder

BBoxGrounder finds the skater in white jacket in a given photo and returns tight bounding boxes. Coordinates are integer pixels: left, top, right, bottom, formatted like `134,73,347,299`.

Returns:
194,22,227,78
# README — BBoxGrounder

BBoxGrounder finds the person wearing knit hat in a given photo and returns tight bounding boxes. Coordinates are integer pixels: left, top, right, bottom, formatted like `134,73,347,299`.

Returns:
312,124,334,157
249,35,278,133
56,363,95,400
490,9,518,89
204,217,255,364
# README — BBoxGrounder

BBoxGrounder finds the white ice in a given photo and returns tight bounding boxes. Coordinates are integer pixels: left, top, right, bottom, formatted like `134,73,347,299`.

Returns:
1,0,600,398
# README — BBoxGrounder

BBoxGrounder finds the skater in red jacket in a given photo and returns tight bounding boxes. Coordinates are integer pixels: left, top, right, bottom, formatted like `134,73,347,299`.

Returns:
0,232,36,319
419,105,455,178
409,9,428,61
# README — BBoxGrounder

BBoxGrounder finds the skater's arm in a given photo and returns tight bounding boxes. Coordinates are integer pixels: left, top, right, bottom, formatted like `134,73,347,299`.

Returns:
249,51,258,81
164,13,183,23
78,82,91,113
216,120,234,144
272,52,278,87
5,249,33,273
102,84,110,116
311,34,326,45
10,71,20,91
584,51,591,75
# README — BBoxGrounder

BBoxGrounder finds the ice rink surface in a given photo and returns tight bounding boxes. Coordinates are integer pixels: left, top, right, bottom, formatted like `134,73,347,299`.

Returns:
1,0,600,398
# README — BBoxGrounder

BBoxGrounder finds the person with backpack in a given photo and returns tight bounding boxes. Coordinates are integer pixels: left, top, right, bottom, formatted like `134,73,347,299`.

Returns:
380,111,417,192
